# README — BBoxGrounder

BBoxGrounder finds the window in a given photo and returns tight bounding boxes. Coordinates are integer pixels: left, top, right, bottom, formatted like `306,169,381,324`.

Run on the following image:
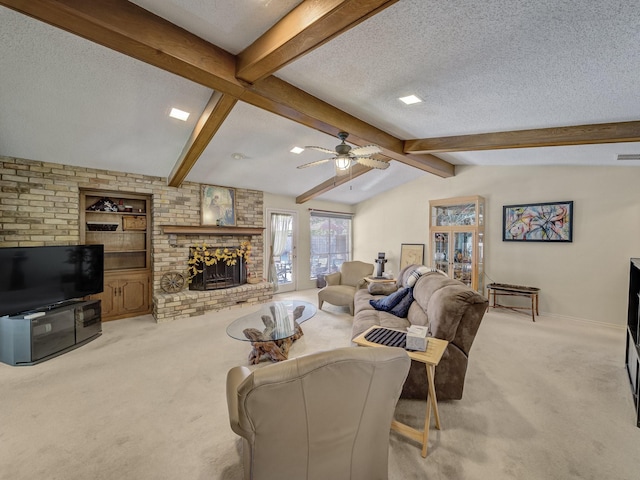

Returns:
310,211,352,279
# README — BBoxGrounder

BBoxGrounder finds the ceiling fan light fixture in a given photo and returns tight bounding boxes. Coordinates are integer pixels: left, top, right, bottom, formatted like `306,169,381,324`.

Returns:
335,157,351,170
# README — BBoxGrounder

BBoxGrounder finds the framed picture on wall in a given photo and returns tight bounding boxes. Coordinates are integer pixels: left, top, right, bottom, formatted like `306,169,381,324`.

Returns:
503,201,573,242
201,185,236,226
400,243,425,270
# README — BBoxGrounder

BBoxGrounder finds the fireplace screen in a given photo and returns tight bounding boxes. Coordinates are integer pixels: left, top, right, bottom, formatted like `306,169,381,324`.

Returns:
189,247,246,291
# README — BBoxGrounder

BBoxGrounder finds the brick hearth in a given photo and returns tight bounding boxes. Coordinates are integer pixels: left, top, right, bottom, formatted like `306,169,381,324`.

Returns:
153,282,273,323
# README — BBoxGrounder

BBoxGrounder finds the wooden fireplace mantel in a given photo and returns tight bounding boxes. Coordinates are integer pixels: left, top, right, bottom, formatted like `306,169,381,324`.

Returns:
161,225,264,236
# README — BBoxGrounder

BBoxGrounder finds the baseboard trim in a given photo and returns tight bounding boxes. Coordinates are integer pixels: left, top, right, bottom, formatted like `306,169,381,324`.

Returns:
541,312,625,330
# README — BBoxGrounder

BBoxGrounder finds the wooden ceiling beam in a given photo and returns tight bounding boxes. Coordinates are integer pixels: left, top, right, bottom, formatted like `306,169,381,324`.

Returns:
244,76,455,178
0,0,244,96
296,163,371,204
404,120,640,154
1,0,455,194
168,92,238,187
237,0,398,83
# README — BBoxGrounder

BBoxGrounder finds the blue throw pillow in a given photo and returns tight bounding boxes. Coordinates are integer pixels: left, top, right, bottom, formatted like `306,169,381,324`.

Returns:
369,287,409,312
389,287,414,317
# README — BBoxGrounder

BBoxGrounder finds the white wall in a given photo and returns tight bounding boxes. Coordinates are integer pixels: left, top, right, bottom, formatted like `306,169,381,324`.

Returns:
354,165,640,326
263,193,355,290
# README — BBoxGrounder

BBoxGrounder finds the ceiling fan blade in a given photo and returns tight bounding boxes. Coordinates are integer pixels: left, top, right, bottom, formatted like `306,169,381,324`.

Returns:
351,144,382,156
296,158,333,169
355,157,390,170
303,146,336,155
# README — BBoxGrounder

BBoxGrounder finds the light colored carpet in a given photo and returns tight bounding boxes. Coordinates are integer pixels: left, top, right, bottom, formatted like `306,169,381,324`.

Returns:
1,288,638,480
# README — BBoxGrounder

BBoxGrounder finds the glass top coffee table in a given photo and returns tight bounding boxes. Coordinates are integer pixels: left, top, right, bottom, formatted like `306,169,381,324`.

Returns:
227,300,316,364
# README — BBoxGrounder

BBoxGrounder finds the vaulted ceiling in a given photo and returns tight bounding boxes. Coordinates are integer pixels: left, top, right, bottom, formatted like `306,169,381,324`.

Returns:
1,0,639,205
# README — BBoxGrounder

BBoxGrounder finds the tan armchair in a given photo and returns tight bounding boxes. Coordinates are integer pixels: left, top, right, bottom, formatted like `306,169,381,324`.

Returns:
318,260,374,315
226,346,410,480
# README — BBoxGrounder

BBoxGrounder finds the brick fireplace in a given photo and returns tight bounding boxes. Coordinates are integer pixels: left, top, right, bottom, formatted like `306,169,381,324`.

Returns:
152,187,273,323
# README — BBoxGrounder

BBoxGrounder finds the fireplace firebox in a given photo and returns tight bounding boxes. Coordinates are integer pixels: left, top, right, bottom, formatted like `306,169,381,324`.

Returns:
188,246,247,291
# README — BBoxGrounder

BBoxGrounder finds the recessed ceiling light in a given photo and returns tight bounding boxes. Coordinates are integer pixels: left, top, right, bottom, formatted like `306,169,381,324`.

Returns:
290,146,304,154
169,108,190,121
231,153,246,160
399,95,422,105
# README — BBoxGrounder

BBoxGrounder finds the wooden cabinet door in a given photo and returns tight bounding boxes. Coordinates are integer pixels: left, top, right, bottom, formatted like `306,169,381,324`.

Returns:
95,272,150,321
89,280,117,320
120,273,150,315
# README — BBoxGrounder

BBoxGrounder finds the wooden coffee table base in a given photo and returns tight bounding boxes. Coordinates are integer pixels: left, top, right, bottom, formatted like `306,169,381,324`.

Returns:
242,305,305,364
244,322,303,364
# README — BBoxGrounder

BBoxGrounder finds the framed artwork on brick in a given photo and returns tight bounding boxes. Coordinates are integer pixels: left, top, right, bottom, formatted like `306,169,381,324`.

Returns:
202,185,236,226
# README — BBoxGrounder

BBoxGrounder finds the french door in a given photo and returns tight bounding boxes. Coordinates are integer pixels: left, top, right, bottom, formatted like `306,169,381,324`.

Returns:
267,209,297,293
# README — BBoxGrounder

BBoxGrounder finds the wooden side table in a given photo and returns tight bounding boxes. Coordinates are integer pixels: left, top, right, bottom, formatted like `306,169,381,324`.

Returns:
364,276,396,284
352,326,448,457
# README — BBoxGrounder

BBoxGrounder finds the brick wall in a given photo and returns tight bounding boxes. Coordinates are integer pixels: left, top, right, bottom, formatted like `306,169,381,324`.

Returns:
0,156,270,322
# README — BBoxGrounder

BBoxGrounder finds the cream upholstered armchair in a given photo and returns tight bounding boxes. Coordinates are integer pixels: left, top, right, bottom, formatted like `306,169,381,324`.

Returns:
318,260,374,315
226,346,410,480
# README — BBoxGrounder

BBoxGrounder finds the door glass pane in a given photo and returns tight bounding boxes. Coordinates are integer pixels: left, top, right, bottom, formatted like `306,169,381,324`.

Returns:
432,203,476,226
272,214,293,285
453,232,473,286
433,232,449,274
310,214,352,279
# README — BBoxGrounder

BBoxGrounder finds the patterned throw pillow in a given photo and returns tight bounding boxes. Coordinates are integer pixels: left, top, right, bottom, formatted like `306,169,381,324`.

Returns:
406,265,432,287
369,287,409,312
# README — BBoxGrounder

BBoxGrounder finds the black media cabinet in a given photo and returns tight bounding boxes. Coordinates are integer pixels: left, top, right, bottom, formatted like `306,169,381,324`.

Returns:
625,259,640,427
0,300,101,366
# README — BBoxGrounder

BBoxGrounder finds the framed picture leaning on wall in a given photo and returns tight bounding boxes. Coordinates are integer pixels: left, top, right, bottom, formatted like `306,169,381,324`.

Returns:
202,185,236,226
400,243,425,271
503,201,573,242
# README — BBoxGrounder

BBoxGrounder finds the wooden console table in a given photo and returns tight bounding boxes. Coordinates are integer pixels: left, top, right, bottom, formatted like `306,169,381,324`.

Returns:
487,283,540,322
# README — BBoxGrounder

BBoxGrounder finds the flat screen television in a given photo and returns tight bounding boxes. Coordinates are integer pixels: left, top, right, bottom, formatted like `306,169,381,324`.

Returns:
0,245,104,317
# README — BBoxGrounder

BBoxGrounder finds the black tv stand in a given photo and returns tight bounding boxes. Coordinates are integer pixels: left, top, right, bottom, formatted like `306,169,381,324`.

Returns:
0,300,101,366
37,299,82,312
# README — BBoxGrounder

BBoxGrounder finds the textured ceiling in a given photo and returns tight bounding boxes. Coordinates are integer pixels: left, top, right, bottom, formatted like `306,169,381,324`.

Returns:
1,1,640,205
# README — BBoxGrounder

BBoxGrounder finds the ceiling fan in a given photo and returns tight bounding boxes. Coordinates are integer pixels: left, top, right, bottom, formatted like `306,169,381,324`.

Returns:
297,132,389,175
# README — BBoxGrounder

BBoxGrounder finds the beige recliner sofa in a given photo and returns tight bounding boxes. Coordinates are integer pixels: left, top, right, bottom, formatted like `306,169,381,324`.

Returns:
352,264,488,401
226,346,410,480
318,260,373,315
